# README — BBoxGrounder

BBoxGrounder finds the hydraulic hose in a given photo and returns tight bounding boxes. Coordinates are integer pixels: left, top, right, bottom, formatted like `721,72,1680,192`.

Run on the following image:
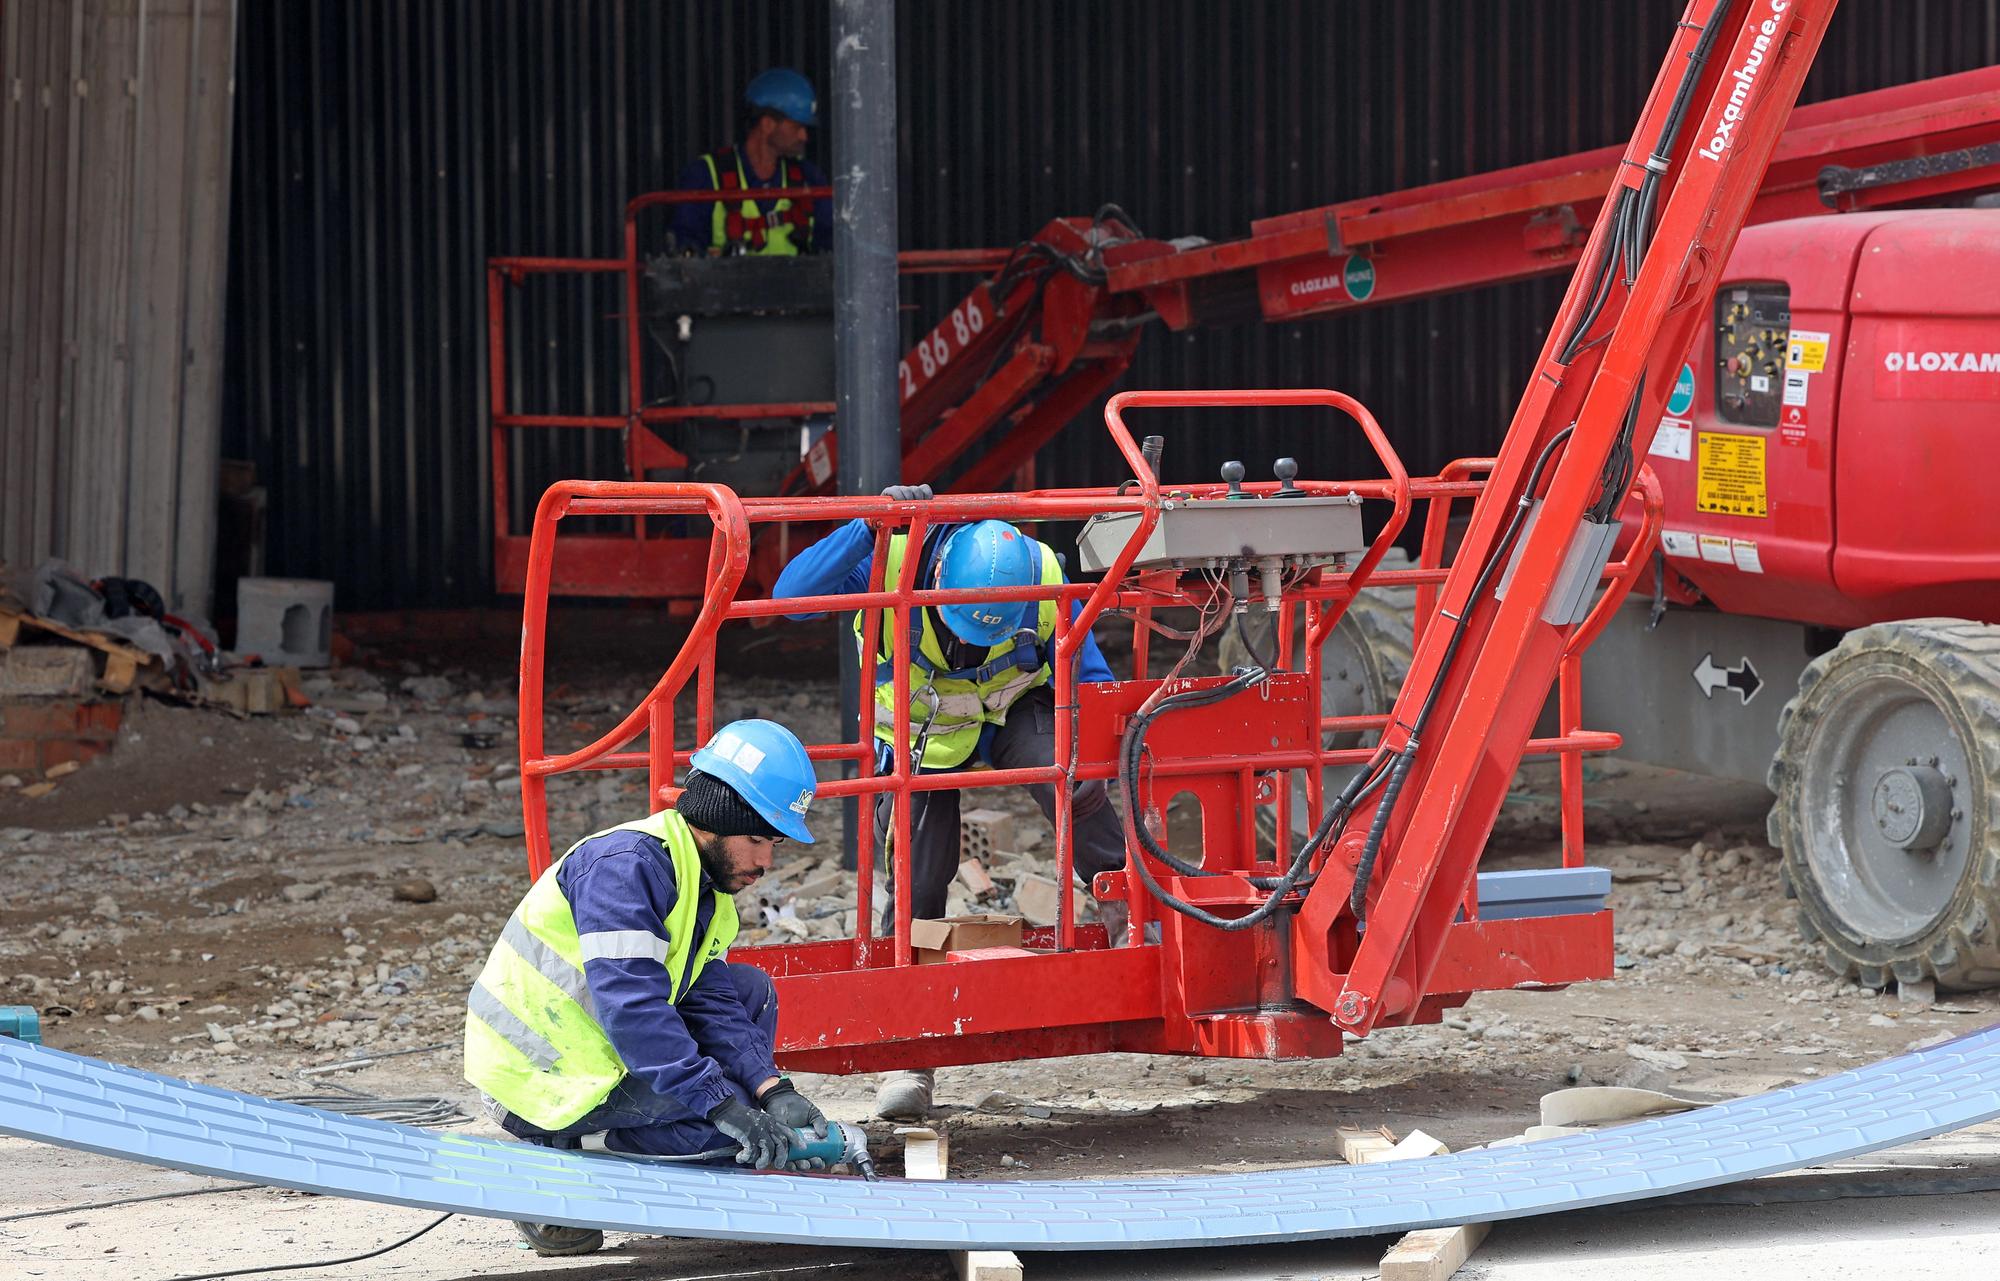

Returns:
1117,667,1394,932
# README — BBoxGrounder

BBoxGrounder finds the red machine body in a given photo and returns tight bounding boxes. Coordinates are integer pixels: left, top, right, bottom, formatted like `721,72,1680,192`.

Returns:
488,66,2000,602
1651,209,2000,629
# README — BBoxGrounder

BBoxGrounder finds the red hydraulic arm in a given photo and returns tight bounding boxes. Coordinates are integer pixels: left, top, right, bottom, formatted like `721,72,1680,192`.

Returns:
1287,0,1843,1036
491,66,1996,602
782,63,1999,510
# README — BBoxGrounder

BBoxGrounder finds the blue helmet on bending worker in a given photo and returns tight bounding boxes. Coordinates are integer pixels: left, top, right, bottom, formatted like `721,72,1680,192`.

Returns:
933,519,1042,646
769,487,1136,1121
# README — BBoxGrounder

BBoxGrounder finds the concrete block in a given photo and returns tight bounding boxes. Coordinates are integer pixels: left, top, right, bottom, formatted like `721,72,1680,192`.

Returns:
236,578,334,668
0,648,93,698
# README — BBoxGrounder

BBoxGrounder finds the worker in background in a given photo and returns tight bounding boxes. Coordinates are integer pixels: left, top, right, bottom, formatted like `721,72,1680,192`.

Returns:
466,720,830,1257
670,67,834,256
772,485,1133,1122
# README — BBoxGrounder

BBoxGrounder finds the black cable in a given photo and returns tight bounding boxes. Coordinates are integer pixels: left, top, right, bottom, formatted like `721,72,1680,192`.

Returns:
1233,610,1278,673
162,1212,454,1281
1117,664,1397,931
0,1183,263,1223
1092,202,1147,240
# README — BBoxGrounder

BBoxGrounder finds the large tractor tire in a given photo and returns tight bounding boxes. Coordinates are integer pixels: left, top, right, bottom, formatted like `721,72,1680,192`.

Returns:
1766,618,2000,991
1218,553,1416,841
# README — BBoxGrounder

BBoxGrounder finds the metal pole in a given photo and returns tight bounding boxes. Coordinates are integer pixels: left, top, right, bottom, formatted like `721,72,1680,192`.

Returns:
832,0,898,868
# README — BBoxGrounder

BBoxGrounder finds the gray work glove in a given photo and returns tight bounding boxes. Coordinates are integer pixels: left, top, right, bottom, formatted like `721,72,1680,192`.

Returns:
759,1079,828,1137
881,483,934,502
708,1095,796,1170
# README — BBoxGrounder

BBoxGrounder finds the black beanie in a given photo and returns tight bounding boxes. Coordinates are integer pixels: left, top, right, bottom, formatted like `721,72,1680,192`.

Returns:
675,769,784,840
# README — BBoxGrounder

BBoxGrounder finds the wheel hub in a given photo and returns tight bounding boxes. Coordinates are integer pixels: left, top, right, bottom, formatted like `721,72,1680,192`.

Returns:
1871,762,1955,851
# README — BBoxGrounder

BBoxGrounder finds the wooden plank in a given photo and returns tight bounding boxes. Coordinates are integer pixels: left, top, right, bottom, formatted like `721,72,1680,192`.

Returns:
1344,1125,1489,1281
893,1125,949,1181
99,649,139,693
1334,1125,1399,1165
1381,1221,1493,1281
0,609,151,662
897,1126,1025,1281
953,1251,1025,1281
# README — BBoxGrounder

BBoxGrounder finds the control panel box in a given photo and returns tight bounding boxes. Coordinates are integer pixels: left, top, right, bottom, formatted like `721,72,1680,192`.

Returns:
1075,493,1366,574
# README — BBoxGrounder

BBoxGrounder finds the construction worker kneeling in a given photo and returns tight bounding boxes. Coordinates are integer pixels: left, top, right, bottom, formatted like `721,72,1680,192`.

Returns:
465,720,829,1257
773,488,1135,1122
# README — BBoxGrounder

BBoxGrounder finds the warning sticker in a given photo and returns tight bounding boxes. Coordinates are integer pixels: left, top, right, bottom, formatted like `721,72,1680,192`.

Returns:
1782,369,1810,406
1731,539,1764,574
1697,431,1768,518
1787,330,1830,372
1650,418,1692,462
1661,529,1700,559
1698,534,1734,564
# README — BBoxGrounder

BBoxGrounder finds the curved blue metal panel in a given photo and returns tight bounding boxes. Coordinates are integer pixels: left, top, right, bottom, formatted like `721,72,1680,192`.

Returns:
1,1031,1996,1250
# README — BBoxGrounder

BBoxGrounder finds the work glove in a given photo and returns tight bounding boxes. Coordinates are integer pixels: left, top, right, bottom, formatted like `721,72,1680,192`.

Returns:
880,483,934,503
759,1079,829,1138
708,1095,797,1170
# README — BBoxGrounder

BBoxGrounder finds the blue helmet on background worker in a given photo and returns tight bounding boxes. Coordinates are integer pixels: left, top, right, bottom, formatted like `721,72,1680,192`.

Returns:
934,520,1040,647
745,68,818,128
687,719,818,843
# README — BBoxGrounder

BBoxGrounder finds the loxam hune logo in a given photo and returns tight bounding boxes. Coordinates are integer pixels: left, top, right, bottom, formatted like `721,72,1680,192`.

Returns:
1698,0,1790,163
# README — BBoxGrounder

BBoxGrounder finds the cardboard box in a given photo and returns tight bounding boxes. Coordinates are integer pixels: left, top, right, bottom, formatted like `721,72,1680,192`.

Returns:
910,913,1025,964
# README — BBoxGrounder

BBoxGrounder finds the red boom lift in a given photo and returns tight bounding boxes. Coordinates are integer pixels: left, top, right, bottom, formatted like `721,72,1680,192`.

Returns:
511,0,1986,1071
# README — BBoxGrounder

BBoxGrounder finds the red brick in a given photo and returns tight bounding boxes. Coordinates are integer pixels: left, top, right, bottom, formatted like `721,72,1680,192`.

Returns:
39,738,107,771
0,701,83,737
76,700,124,738
0,738,38,774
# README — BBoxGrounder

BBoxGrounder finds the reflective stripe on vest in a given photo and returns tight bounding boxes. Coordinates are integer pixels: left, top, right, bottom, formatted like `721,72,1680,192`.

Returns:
463,809,739,1131
851,530,1064,769
702,150,811,256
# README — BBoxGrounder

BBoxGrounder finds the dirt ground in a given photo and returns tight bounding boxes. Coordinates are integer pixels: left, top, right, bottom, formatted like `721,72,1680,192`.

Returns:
4,612,1999,1279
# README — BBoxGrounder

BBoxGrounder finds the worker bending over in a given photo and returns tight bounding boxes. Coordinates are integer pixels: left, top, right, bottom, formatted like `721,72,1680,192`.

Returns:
466,720,831,1256
772,484,1132,1120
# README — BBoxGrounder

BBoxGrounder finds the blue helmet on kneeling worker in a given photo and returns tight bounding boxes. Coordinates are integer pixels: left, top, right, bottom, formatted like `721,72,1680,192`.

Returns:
685,719,818,844
933,519,1043,646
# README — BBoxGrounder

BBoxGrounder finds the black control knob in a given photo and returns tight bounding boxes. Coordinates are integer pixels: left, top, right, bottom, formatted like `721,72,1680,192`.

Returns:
1221,460,1248,499
1273,457,1302,497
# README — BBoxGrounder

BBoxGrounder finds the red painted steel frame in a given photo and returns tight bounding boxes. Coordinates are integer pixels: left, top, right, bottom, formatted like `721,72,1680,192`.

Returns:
515,385,1657,1067
490,68,1995,600
489,188,1015,597
1291,0,1844,1039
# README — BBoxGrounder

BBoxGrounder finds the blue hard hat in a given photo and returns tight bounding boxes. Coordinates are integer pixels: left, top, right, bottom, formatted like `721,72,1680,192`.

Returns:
745,67,818,127
688,719,817,844
935,520,1040,647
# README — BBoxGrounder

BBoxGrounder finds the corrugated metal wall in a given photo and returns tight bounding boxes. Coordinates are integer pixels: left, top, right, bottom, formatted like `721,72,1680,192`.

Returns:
221,1,2000,609
1,0,236,615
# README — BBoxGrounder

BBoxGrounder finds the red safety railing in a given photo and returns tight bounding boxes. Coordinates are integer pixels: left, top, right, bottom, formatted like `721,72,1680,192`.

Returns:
488,187,1010,596
516,389,1658,982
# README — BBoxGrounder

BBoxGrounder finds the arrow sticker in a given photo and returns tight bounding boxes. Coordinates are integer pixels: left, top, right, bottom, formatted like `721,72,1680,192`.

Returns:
1693,653,1763,705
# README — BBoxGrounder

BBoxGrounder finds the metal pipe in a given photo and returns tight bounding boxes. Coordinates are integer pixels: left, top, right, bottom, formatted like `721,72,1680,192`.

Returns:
832,0,900,869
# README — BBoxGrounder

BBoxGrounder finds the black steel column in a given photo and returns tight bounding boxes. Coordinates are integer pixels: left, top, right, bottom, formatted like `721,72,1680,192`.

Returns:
832,0,898,867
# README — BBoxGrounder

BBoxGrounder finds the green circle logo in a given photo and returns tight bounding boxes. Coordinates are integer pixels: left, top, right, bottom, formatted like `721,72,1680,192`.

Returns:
1342,255,1376,302
1667,363,1696,416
